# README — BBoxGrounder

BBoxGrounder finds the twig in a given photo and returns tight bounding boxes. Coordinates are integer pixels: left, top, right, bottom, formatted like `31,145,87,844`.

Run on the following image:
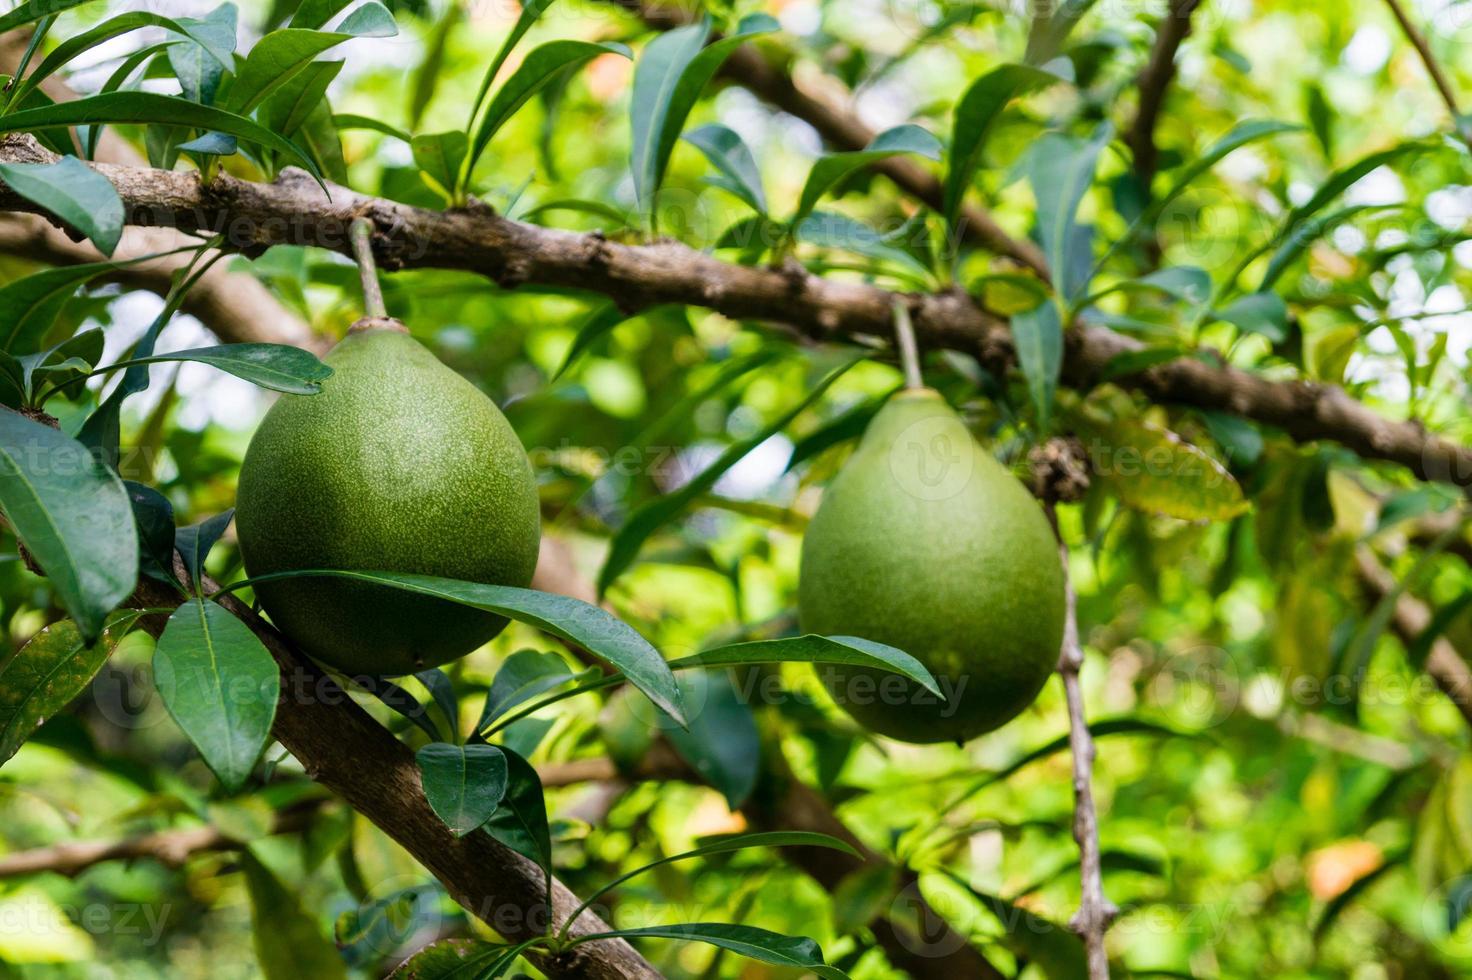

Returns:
892,300,924,389
0,800,325,878
1049,508,1117,977
1381,0,1465,132
1128,0,1203,191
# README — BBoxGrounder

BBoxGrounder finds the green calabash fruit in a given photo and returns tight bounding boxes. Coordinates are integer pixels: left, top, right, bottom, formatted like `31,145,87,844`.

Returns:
798,388,1065,744
235,328,541,676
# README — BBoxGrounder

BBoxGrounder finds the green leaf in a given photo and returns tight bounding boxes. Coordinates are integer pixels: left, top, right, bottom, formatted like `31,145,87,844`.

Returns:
478,649,575,729
468,40,628,182
465,0,557,137
353,673,443,742
944,874,1086,980
480,744,551,871
0,410,138,640
661,670,758,807
684,123,767,214
20,327,105,399
1025,0,1095,65
1081,416,1248,521
332,113,410,142
552,302,627,380
226,7,397,116
385,938,520,980
0,157,122,256
793,124,941,228
1030,122,1110,299
416,742,509,836
1134,266,1212,306
14,11,235,107
1215,292,1289,342
241,850,348,980
631,15,779,218
671,634,941,697
0,260,122,354
0,611,140,767
125,481,176,586
0,0,97,36
411,130,468,203
106,344,333,395
832,863,900,935
944,64,1059,232
571,923,847,978
1151,120,1301,215
233,570,685,726
258,59,343,140
786,393,892,472
796,211,933,282
174,509,233,592
1012,300,1063,433
153,598,279,790
519,197,631,226
0,92,322,182
598,357,858,595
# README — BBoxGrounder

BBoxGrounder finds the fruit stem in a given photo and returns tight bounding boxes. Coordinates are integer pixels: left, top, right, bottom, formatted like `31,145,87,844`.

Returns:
349,217,389,320
891,299,923,390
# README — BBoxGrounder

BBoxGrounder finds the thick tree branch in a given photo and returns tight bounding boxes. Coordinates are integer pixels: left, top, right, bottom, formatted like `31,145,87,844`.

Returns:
1354,547,1472,728
1127,0,1203,191
610,0,1049,276
130,562,660,980
0,134,1464,495
0,800,326,879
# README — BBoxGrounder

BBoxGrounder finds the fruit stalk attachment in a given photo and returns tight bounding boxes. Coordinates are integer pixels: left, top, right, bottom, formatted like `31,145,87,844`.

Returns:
891,299,923,390
347,217,406,334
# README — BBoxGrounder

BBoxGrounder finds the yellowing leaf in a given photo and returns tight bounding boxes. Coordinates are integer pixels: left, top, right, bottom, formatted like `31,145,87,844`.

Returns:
1082,418,1248,521
0,888,94,962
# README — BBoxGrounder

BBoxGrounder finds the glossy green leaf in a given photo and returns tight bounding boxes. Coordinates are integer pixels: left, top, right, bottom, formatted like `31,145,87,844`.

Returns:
124,481,176,586
353,673,443,742
0,261,124,354
332,113,410,142
414,668,459,736
385,938,519,980
0,410,138,640
1029,122,1110,299
258,58,343,140
944,63,1058,231
1216,292,1289,342
1082,417,1248,521
0,92,322,181
231,569,685,726
570,923,846,978
416,742,509,836
0,157,122,256
684,122,767,214
1134,266,1212,306
465,0,557,136
20,327,104,398
411,130,468,202
631,15,778,217
14,11,235,107
1012,300,1063,433
468,40,628,181
598,357,858,595
552,302,627,380
174,509,233,592
1151,120,1301,215
241,850,348,980
796,211,933,281
793,124,941,228
480,744,551,871
0,0,97,36
0,611,140,767
478,649,575,729
661,670,758,807
153,598,279,790
671,634,940,696
107,344,332,395
226,7,396,116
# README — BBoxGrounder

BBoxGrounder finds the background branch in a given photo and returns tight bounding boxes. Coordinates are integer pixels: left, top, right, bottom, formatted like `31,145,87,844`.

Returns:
1381,0,1465,133
1127,0,1203,192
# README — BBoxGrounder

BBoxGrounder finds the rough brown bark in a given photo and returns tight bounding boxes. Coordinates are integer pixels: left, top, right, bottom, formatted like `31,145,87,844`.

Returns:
0,133,1465,494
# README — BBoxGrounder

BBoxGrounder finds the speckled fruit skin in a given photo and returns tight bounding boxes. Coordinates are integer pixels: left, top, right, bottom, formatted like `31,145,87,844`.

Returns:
235,329,541,676
798,388,1064,744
